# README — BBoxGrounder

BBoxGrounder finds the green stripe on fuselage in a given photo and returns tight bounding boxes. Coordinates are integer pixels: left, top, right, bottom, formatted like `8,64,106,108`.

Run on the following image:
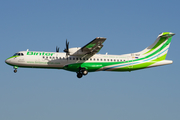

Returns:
6,56,20,60
112,53,167,71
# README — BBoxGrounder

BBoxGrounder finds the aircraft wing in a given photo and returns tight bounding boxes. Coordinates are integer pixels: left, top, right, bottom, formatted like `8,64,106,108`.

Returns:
81,37,106,55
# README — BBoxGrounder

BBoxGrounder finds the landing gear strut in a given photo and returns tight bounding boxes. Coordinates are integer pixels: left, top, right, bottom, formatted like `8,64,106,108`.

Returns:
76,67,88,78
13,66,18,73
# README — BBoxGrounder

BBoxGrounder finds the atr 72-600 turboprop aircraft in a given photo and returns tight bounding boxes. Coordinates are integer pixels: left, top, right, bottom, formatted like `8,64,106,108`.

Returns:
5,32,175,78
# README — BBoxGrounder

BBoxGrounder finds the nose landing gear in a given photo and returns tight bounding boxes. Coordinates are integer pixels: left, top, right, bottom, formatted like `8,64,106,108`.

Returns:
13,66,18,73
14,69,17,73
77,67,88,78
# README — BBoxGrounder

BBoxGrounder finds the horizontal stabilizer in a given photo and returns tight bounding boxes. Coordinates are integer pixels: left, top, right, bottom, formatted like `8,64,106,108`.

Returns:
148,60,173,68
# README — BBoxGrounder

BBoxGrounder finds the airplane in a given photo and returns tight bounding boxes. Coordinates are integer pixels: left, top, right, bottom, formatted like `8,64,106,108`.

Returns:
5,32,175,78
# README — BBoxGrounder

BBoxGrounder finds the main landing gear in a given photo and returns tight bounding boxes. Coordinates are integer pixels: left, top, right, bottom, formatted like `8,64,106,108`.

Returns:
77,67,88,78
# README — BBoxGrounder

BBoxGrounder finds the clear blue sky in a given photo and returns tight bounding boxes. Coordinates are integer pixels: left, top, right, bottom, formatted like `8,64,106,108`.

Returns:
1,0,180,120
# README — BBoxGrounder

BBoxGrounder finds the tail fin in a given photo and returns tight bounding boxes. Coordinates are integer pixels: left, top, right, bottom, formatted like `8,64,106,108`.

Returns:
137,32,175,60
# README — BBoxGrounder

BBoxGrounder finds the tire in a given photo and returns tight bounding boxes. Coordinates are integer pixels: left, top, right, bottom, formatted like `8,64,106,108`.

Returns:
14,69,17,73
82,70,88,75
77,73,83,78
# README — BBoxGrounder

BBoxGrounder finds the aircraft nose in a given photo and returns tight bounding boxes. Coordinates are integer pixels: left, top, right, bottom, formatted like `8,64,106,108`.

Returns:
5,58,11,64
5,59,8,64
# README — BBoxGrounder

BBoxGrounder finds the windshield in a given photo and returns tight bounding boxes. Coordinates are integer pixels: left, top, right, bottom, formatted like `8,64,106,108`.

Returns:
13,53,24,56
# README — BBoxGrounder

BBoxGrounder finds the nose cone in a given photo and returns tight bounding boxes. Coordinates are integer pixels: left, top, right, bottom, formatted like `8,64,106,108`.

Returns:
5,58,10,64
5,57,12,65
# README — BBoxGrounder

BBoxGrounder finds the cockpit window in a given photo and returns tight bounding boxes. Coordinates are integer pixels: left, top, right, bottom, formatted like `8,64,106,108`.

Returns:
13,53,18,56
13,53,24,56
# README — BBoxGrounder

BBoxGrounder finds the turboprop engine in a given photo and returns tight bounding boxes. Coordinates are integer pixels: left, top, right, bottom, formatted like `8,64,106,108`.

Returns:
63,40,88,56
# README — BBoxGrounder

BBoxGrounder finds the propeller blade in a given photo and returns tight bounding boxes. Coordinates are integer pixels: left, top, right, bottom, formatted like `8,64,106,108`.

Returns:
56,46,59,52
64,39,70,56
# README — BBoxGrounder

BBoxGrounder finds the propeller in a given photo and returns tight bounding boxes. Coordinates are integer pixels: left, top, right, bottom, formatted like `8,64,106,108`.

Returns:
63,39,70,56
56,46,59,52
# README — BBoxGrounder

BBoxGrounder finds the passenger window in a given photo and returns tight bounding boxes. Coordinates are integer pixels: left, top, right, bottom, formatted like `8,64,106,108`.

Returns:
94,58,96,61
46,56,48,59
56,57,58,59
83,58,85,60
97,59,99,61
104,59,106,61
86,58,89,60
114,59,116,62
43,56,45,58
69,57,71,60
107,59,109,61
76,58,78,60
73,58,75,60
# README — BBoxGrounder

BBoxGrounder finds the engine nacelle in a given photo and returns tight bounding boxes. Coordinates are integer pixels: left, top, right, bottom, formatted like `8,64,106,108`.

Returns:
68,47,87,56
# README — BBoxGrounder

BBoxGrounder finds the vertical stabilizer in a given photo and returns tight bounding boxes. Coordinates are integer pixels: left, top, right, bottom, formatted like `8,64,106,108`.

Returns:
136,32,175,60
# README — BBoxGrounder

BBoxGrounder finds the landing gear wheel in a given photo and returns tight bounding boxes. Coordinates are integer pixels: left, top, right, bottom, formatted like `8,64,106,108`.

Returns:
14,69,17,73
82,70,88,75
77,73,83,78
77,67,88,78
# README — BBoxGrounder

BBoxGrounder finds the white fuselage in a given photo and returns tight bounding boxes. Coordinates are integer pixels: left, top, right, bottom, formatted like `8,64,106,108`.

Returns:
7,51,131,69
